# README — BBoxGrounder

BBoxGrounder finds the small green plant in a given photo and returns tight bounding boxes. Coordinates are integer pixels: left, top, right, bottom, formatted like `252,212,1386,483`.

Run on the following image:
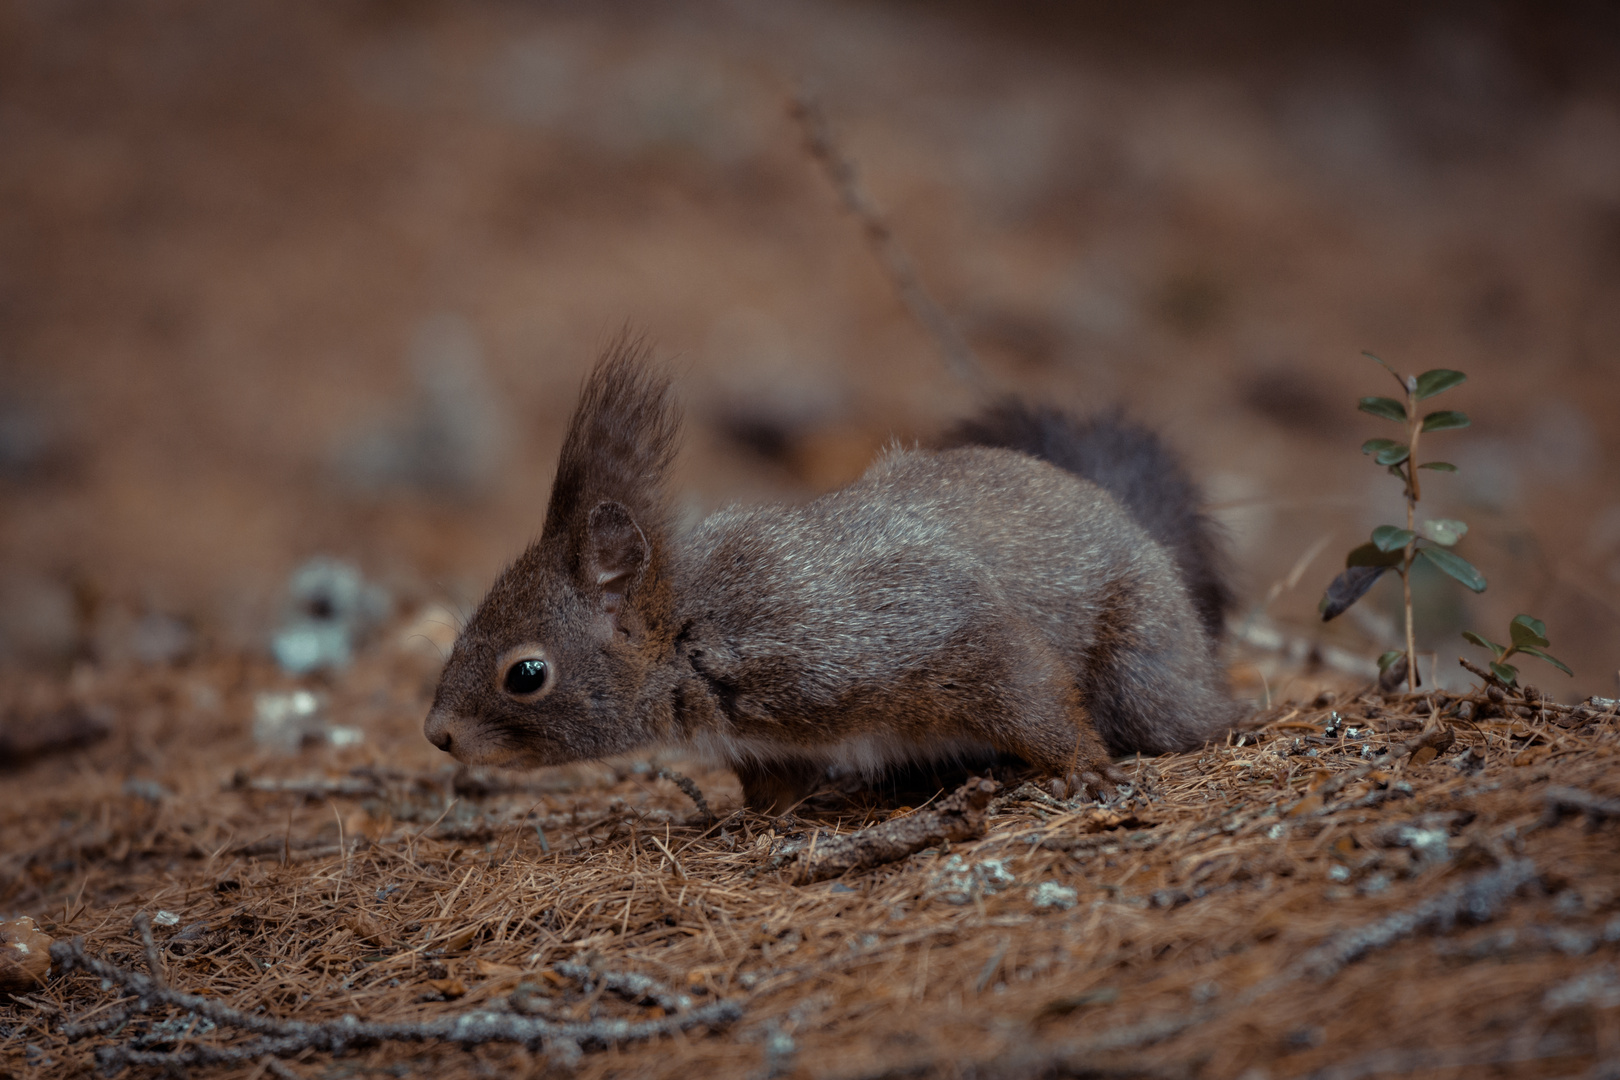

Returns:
1464,614,1573,687
1319,352,1486,691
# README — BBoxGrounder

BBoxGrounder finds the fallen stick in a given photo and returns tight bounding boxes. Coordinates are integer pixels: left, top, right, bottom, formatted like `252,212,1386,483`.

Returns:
1295,858,1539,979
228,774,384,799
1542,785,1620,825
51,931,741,1073
793,778,999,884
132,912,164,989
0,706,109,770
551,961,694,1013
1453,658,1588,716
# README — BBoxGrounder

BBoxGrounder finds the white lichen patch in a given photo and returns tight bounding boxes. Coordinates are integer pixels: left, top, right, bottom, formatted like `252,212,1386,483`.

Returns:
928,855,1016,905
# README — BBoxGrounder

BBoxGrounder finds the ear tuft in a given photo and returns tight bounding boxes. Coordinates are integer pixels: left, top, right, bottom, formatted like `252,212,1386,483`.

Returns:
585,501,648,599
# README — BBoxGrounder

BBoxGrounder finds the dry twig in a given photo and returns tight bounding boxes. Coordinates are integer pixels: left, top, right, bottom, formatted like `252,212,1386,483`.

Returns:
1542,785,1620,825
793,778,999,884
1295,858,1539,979
49,930,742,1073
552,962,694,1013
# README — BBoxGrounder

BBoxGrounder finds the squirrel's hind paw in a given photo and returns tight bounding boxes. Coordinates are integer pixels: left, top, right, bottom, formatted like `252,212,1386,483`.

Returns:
1048,762,1131,804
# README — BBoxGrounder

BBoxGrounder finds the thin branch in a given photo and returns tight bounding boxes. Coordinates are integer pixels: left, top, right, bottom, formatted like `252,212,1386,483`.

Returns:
790,90,987,390
132,911,165,990
1459,656,1514,692
1542,785,1620,825
552,962,695,1014
1294,858,1538,980
50,931,742,1073
228,773,385,799
793,778,999,884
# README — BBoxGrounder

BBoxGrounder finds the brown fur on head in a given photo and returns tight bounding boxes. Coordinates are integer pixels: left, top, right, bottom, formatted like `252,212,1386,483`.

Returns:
424,337,682,767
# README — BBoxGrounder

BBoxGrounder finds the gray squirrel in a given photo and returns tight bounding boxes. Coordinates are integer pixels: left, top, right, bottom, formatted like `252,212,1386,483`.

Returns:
424,341,1241,811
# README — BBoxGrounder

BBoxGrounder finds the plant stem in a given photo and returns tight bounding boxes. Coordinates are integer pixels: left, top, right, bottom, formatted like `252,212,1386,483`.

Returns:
1402,376,1421,691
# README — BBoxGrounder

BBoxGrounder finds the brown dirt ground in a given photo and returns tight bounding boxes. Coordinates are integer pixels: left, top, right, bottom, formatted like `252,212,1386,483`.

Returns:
3,645,1620,1079
4,3,1620,1079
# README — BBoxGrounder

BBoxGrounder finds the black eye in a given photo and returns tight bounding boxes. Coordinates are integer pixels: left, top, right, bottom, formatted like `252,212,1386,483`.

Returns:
503,658,548,696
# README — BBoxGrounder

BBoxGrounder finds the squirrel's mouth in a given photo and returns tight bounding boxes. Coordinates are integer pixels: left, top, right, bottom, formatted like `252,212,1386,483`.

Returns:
422,708,562,769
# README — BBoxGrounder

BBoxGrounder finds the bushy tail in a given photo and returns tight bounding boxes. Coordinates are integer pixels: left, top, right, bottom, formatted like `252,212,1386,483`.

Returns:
944,401,1232,639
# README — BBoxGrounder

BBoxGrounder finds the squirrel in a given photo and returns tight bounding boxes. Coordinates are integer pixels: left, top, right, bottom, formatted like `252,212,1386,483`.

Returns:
424,340,1241,812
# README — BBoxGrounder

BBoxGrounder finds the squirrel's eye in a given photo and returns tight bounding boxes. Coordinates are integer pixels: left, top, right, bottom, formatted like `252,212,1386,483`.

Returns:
503,658,548,696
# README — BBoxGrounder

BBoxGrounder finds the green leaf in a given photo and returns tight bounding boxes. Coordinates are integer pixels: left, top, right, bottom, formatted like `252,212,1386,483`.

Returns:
1417,547,1487,592
1420,518,1468,546
1421,410,1471,432
1413,369,1467,400
1377,650,1405,674
1418,461,1458,472
1359,396,1408,422
1362,351,1405,384
1346,542,1404,568
1489,661,1519,686
1462,630,1505,657
1517,646,1574,677
1375,444,1411,467
1361,438,1402,456
1509,625,1549,650
1320,565,1391,621
1371,525,1416,552
1509,614,1548,645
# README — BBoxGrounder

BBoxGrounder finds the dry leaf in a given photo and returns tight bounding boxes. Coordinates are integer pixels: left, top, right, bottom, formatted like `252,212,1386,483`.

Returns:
425,977,467,999
1034,986,1119,1021
345,913,386,946
475,959,523,977
1409,746,1439,767
439,925,480,952
1286,794,1325,818
1081,810,1147,833
344,808,390,841
0,915,52,995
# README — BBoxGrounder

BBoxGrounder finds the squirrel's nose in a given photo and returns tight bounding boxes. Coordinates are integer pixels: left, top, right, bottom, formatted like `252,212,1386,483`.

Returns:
423,709,455,753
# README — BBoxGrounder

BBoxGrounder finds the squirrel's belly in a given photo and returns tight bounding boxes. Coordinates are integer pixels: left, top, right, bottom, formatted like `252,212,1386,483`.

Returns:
684,728,996,779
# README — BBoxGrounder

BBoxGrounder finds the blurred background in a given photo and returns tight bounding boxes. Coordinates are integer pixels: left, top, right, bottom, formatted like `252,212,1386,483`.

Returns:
2,0,1617,702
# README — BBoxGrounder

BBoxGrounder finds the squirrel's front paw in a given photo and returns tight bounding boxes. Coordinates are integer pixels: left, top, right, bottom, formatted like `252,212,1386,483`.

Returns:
1047,762,1131,803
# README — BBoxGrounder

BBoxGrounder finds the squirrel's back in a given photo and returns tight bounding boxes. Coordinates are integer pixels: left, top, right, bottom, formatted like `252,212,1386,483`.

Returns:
943,402,1232,640
677,443,1234,757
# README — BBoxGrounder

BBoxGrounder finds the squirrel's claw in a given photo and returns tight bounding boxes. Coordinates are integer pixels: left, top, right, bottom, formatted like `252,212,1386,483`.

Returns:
1101,762,1133,786
1050,766,1120,804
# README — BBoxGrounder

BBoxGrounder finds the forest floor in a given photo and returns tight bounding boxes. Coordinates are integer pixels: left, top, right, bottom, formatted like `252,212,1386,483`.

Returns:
4,638,1619,1080
4,3,1620,1078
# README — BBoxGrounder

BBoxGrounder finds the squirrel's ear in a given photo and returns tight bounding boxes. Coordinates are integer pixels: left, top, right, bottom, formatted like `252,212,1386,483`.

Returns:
584,501,648,618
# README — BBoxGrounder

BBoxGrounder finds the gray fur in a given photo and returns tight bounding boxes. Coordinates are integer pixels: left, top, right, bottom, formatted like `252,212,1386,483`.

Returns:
425,344,1240,811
